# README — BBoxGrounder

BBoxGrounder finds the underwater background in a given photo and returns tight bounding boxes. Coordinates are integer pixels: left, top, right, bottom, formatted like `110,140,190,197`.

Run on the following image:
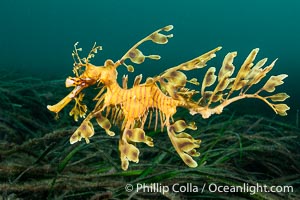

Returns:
1,0,300,120
0,0,299,199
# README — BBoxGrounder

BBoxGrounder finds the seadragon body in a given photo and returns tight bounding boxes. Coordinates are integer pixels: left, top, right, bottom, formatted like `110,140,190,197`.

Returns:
47,25,290,170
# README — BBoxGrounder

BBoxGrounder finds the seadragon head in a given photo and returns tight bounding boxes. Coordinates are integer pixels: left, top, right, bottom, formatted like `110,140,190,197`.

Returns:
47,42,119,120
47,25,175,121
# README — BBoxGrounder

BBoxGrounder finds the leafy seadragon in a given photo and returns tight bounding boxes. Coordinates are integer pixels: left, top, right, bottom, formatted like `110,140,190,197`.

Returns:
47,25,290,170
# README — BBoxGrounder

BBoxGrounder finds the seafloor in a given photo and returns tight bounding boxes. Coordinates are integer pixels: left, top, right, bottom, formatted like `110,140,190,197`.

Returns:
0,72,299,200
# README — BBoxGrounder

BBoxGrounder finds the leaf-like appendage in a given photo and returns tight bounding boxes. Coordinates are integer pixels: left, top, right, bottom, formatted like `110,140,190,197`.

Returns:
218,52,236,81
234,80,248,91
162,83,178,99
153,47,222,103
273,104,290,116
215,72,231,92
70,121,94,144
119,25,174,71
163,71,187,87
123,63,134,72
147,55,161,60
125,128,154,147
188,78,199,85
171,120,196,132
207,71,231,105
211,92,223,102
167,122,201,168
203,91,213,99
230,48,259,92
201,67,217,95
71,42,102,77
253,58,268,70
128,49,145,64
88,43,102,60
173,47,222,71
191,47,289,119
266,93,290,102
94,112,115,136
69,93,87,122
119,138,140,170
226,78,235,89
150,32,173,44
262,74,288,93
246,59,276,88
149,25,173,44
119,128,154,170
127,65,134,72
162,24,174,31
246,58,268,80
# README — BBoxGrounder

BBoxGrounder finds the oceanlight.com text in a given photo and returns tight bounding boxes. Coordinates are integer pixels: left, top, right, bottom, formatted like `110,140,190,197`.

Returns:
208,183,293,195
125,182,293,195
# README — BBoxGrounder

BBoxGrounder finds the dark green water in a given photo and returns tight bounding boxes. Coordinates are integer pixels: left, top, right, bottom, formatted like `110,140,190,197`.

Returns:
1,0,299,121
